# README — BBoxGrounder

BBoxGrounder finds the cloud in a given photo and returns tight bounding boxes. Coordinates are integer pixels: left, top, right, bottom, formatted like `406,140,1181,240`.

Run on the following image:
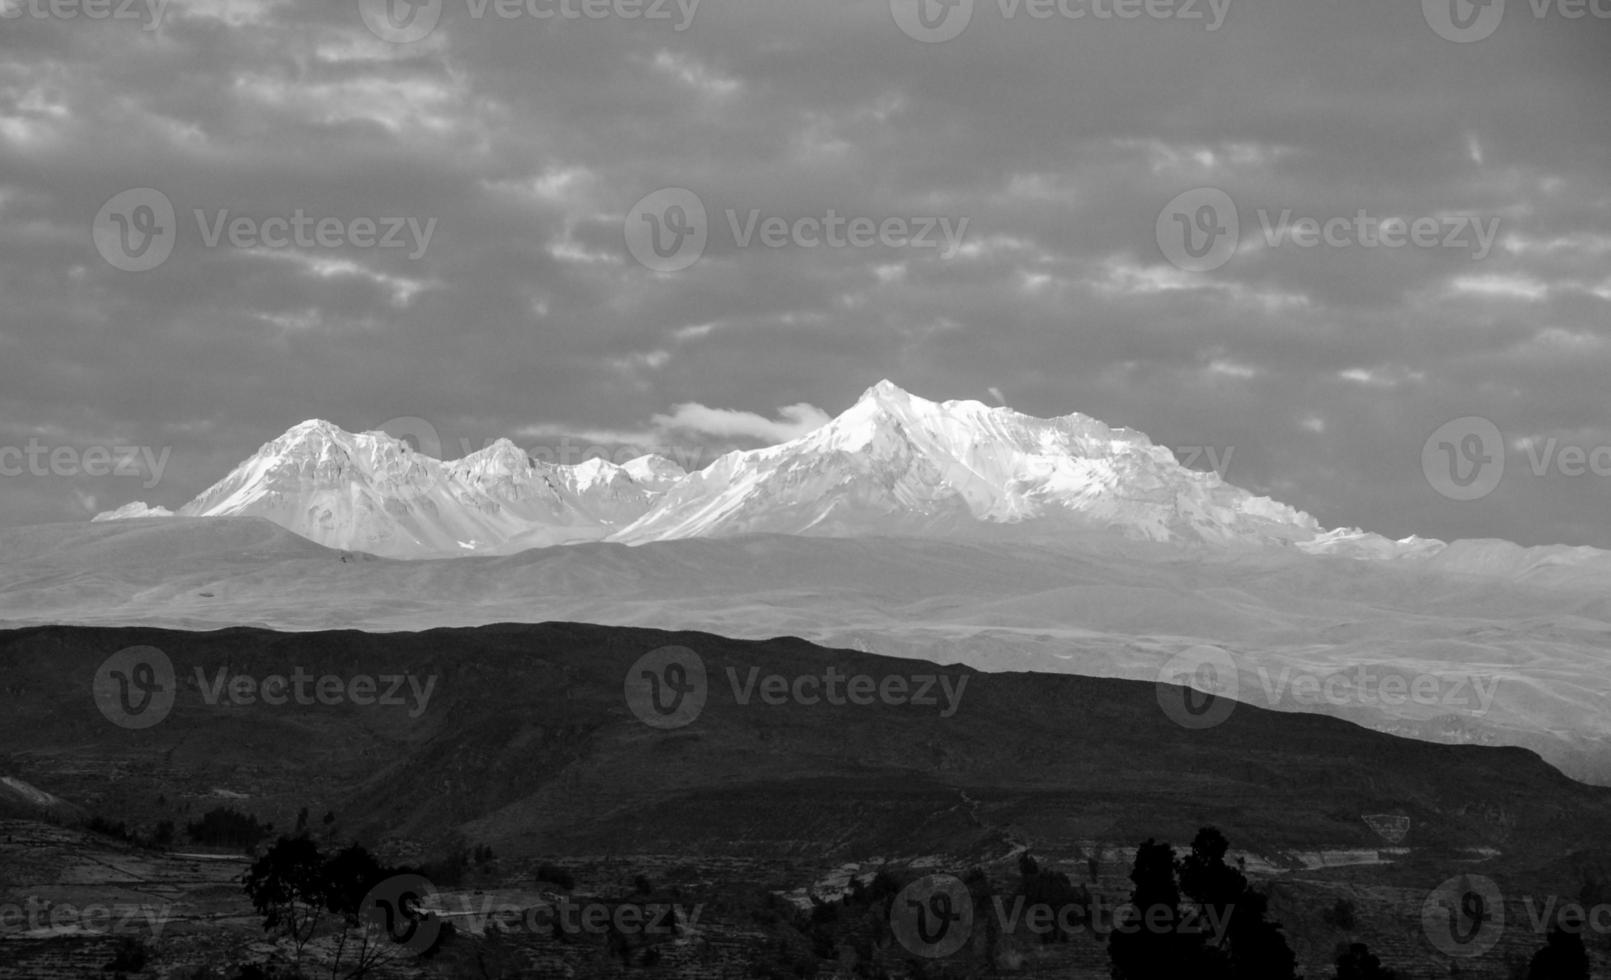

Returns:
650,402,832,443
0,0,1608,548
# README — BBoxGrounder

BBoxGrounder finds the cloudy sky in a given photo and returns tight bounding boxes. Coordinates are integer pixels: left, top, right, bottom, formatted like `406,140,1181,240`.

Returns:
1,0,1607,546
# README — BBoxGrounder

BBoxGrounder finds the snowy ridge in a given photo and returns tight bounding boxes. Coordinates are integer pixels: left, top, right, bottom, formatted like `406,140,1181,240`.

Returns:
612,380,1330,547
101,420,686,558
95,380,1444,560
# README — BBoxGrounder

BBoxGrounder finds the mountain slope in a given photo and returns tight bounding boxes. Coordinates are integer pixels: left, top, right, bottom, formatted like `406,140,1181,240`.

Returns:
613,379,1326,546
4,622,1609,979
109,421,683,558
8,519,1611,783
96,381,1421,558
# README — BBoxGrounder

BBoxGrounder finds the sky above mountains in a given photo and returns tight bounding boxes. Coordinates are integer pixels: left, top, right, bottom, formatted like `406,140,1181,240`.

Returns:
0,0,1608,546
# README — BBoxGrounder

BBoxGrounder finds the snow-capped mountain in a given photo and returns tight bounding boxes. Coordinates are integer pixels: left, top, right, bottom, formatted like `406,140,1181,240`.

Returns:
96,381,1429,559
91,502,175,521
612,379,1327,546
103,420,682,558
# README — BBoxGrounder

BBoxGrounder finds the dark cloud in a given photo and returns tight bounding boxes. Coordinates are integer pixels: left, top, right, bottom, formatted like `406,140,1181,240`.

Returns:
0,0,1608,545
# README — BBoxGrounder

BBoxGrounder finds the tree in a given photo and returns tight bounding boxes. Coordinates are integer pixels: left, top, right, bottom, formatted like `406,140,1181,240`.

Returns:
1110,839,1201,979
243,837,418,980
242,837,329,972
1109,828,1299,980
1018,851,1040,878
1178,827,1299,980
188,807,270,850
536,863,575,891
1334,941,1399,980
322,843,399,980
1527,925,1590,980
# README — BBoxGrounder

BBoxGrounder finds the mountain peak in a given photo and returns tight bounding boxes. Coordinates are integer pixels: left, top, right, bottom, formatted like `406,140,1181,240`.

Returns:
97,387,1341,557
858,378,919,404
277,418,351,445
456,438,534,472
